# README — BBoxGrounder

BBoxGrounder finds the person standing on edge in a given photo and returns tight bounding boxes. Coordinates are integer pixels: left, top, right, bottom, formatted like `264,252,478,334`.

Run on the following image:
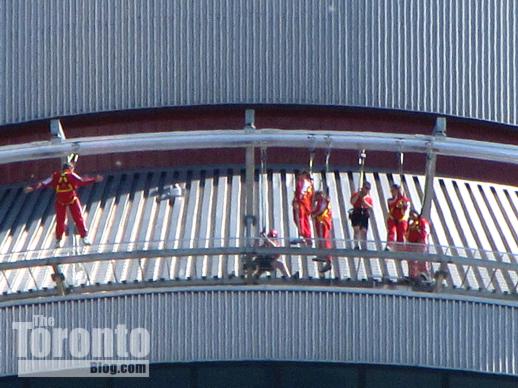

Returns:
292,171,314,246
386,183,411,251
349,181,373,250
406,209,431,282
24,162,103,248
312,191,333,273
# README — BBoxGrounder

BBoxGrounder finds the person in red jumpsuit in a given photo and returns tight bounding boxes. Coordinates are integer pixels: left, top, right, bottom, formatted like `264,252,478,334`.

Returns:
312,191,333,273
386,183,411,251
406,209,431,282
25,163,103,248
292,171,314,246
349,181,373,250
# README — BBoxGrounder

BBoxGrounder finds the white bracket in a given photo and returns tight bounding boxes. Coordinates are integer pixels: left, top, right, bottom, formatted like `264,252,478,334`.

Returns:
50,119,66,143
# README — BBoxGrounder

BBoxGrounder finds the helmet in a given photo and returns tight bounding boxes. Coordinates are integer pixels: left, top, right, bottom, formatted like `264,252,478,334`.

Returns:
267,229,278,238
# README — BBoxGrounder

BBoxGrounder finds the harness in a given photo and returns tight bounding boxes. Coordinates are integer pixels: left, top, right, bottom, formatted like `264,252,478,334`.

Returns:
55,171,78,205
389,197,409,222
56,172,73,193
315,206,331,224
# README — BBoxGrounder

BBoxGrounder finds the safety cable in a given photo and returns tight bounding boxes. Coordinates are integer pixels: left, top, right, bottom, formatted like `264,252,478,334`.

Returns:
260,145,268,234
397,150,404,185
358,149,366,189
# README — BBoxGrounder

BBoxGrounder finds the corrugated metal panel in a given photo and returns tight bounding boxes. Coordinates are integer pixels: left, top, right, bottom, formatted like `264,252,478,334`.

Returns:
1,0,517,126
0,166,516,295
0,287,517,377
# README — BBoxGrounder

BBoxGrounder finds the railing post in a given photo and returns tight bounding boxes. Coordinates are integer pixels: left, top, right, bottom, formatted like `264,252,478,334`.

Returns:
421,117,445,219
424,117,448,288
244,110,256,279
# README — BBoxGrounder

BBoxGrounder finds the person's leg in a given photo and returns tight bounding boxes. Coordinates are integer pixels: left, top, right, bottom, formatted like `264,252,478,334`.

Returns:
251,258,262,278
352,225,361,249
69,199,88,238
396,220,408,243
323,222,332,250
406,243,427,280
359,216,369,250
359,228,368,250
315,222,323,249
299,205,312,243
322,221,333,268
292,200,301,236
417,243,430,276
315,222,330,273
394,220,407,252
386,219,397,249
273,260,290,277
55,202,66,241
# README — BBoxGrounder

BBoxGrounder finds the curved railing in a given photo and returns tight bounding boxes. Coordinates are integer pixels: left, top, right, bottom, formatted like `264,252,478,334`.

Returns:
0,129,517,165
0,237,516,301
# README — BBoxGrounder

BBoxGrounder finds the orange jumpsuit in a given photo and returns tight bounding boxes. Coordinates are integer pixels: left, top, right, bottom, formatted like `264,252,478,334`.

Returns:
406,216,431,278
387,194,410,247
313,195,333,262
293,176,314,241
33,169,96,240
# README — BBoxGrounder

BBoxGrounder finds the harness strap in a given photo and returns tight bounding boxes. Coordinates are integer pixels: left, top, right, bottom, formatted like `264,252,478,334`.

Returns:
57,196,78,206
55,172,74,193
316,207,331,223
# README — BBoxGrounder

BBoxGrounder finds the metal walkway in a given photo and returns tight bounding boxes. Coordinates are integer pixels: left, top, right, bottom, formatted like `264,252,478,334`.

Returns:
0,166,516,297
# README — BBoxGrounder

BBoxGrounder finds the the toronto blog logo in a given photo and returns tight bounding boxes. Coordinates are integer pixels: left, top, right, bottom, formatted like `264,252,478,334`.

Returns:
13,314,150,377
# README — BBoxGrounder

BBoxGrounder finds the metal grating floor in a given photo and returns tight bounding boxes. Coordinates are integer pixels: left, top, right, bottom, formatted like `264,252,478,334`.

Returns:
0,166,516,295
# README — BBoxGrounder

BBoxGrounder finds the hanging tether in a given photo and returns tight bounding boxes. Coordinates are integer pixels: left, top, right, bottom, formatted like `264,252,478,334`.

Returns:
419,142,433,217
358,149,367,189
260,145,268,234
396,140,404,186
309,149,316,175
350,149,367,220
323,136,332,195
308,135,316,175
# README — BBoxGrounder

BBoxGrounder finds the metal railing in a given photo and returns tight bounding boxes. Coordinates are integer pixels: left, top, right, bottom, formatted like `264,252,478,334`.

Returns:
0,237,516,301
0,129,517,165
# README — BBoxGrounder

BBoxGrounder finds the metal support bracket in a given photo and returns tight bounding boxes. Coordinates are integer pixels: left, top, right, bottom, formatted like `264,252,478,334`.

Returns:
421,117,446,219
50,119,66,143
244,110,257,280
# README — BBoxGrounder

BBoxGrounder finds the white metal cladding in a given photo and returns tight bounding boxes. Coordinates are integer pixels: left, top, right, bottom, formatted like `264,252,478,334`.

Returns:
0,287,517,377
0,166,517,295
1,0,518,127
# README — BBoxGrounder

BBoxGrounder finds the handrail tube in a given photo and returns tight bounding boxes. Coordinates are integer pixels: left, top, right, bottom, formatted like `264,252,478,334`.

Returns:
1,247,516,273
0,129,517,165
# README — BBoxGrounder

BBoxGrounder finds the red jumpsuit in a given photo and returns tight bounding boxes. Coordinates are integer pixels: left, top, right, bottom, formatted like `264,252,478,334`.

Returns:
387,194,410,248
293,176,314,241
313,195,333,262
33,169,96,240
406,216,431,278
350,191,373,210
